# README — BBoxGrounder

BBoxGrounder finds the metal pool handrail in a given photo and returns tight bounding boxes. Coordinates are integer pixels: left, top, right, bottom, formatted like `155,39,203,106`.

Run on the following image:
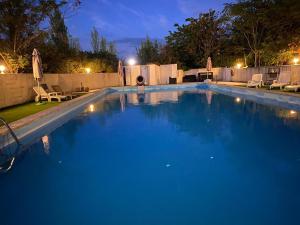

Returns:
0,117,20,146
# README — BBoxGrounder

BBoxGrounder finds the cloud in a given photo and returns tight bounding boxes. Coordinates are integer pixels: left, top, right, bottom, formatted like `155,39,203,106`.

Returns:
116,3,170,31
117,3,142,18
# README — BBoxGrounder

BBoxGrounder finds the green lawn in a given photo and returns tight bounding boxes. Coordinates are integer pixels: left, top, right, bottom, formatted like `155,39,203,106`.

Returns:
0,102,60,124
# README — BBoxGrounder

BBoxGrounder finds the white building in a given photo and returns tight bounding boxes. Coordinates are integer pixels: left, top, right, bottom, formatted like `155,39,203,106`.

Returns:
124,64,181,86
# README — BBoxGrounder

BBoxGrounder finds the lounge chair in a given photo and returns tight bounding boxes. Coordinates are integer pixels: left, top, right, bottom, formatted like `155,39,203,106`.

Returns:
247,74,264,88
33,86,67,102
284,81,300,92
270,71,291,90
51,85,75,99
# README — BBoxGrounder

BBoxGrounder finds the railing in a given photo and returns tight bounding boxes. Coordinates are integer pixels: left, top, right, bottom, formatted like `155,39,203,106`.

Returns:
0,117,20,147
0,117,21,173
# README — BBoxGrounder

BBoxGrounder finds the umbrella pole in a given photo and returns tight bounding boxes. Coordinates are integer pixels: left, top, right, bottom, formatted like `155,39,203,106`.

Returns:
38,79,40,102
35,79,44,105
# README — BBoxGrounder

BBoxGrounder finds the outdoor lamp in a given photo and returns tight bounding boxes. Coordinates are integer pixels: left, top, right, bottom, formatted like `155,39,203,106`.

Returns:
85,68,91,74
128,58,136,66
0,65,6,74
236,63,242,69
293,57,299,65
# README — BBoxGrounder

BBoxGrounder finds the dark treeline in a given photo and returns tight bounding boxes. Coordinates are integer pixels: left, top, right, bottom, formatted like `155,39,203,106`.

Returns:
1,0,299,73
0,0,118,73
137,0,300,70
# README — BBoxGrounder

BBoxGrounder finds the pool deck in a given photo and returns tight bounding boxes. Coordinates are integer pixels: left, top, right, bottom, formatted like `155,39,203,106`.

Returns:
1,82,300,148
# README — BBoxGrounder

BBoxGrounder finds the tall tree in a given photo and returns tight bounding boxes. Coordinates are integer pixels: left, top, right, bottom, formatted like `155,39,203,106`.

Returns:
90,27,100,53
50,8,69,49
137,37,161,65
0,0,80,73
165,10,226,69
108,42,116,55
100,37,107,52
69,35,81,52
224,0,271,67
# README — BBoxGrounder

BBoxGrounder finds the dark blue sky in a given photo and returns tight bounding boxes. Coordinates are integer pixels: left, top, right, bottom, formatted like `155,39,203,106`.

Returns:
66,0,228,55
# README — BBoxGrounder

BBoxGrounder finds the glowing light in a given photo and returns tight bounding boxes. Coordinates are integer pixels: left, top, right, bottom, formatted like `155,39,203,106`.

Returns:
293,57,299,65
42,135,50,154
235,63,242,69
235,97,241,103
89,104,95,112
85,68,91,74
127,58,136,66
0,65,6,74
290,110,297,115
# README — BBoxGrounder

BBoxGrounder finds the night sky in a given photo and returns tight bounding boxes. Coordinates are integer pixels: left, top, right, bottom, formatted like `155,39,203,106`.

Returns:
66,0,228,56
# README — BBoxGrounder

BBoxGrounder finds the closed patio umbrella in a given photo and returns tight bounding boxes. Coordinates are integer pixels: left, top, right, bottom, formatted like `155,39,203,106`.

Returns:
118,60,124,86
206,57,212,79
32,48,43,102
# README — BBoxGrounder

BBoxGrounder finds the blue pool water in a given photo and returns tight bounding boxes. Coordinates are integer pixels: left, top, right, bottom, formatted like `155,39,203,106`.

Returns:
1,90,300,225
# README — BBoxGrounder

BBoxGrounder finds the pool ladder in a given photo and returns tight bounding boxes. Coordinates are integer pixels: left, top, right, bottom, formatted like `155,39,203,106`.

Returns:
0,117,20,148
0,118,21,173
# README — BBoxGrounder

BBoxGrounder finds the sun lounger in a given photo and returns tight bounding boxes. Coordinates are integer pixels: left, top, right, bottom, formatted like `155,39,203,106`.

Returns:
284,81,300,92
270,71,291,90
52,85,76,99
33,86,67,102
247,74,263,88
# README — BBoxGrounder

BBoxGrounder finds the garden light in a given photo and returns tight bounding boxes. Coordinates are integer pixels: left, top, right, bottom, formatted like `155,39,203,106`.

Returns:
293,57,299,65
235,63,242,69
0,65,6,74
127,58,136,66
85,68,91,74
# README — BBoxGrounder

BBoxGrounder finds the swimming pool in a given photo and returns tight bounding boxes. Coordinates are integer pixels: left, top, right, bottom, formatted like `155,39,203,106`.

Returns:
1,88,300,225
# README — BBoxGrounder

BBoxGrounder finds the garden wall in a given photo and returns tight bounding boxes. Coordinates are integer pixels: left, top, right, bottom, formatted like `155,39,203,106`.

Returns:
184,67,230,81
0,73,120,109
230,65,300,82
184,65,300,83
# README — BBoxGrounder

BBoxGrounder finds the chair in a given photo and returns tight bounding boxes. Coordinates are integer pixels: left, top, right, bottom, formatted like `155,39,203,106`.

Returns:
247,74,263,88
51,85,75,99
284,81,300,92
270,71,291,90
33,86,67,102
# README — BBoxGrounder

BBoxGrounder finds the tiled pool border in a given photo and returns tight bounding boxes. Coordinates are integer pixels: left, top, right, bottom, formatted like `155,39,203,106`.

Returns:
2,83,300,149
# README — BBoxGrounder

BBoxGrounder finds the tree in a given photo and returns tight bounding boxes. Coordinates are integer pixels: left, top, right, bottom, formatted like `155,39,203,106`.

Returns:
137,37,161,65
224,0,272,67
108,42,117,55
100,37,107,52
90,27,100,53
0,0,80,73
224,0,300,67
69,36,81,52
50,8,69,49
165,10,226,69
